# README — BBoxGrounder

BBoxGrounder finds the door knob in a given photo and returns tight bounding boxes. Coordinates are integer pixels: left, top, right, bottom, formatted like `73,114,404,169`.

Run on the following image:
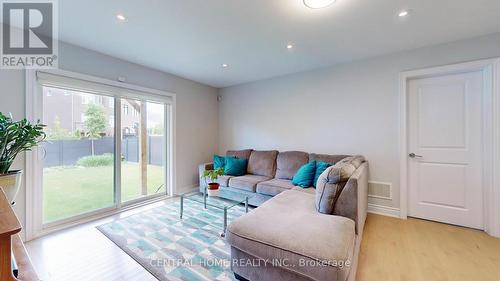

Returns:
409,153,423,158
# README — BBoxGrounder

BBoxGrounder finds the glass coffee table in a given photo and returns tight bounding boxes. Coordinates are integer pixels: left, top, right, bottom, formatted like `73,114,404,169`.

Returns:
179,187,253,237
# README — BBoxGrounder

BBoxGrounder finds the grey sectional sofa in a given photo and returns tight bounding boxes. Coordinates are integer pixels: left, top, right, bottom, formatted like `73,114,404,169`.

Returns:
199,149,368,281
199,150,350,206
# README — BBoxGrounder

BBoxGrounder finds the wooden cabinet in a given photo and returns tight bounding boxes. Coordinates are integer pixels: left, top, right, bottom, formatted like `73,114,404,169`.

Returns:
0,189,39,281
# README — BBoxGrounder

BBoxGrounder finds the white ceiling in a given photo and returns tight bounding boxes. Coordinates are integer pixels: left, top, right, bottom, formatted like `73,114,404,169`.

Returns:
56,0,500,88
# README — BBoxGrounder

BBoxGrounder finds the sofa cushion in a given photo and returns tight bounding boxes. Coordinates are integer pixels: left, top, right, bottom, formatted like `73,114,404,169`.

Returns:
227,190,355,281
256,179,295,196
229,174,271,192
224,157,248,176
292,186,316,194
275,151,309,180
292,160,316,187
213,155,226,169
309,153,350,166
215,175,232,187
314,161,332,187
316,156,365,214
227,149,253,159
247,150,278,178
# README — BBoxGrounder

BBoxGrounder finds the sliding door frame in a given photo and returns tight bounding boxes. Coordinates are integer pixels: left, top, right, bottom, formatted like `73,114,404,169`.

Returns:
25,69,176,241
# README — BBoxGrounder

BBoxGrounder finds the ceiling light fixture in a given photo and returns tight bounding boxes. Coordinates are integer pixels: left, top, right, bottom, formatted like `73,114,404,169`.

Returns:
286,44,294,49
398,10,409,17
303,0,336,9
222,63,229,68
116,14,127,21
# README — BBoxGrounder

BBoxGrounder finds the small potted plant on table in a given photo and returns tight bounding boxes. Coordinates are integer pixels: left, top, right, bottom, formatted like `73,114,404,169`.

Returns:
202,167,224,197
0,113,45,204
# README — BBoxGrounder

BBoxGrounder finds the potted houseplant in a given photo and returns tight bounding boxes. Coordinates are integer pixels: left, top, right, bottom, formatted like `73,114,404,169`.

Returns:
0,112,45,204
202,167,224,197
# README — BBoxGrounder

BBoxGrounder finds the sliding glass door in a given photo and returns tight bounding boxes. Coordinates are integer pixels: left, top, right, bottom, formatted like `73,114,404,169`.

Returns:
36,74,172,227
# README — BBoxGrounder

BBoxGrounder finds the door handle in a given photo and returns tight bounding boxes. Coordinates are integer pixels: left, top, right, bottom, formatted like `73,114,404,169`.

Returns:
408,153,423,159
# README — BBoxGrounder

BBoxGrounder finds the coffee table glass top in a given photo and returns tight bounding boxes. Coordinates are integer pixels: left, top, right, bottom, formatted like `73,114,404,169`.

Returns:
180,188,253,210
178,187,253,237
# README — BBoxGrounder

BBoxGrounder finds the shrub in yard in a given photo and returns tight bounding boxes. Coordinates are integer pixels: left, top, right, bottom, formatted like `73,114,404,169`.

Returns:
77,153,114,167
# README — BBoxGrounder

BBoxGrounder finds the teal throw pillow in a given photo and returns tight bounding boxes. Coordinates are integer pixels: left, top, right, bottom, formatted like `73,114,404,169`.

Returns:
224,157,247,176
314,161,332,187
292,160,316,188
213,155,226,169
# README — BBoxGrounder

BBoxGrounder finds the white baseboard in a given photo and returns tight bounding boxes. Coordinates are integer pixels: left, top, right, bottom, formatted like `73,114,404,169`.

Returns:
367,203,401,218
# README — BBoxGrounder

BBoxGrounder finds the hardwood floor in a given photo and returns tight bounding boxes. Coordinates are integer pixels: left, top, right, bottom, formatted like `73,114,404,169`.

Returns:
24,201,173,281
25,202,500,281
357,214,500,281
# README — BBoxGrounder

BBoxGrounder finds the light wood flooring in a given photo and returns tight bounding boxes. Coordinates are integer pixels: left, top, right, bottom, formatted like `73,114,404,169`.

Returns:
357,214,500,281
25,201,500,281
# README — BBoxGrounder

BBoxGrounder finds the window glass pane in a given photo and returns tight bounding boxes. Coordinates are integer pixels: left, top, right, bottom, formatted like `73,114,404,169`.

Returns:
42,86,115,223
121,98,142,202
147,102,166,195
121,99,166,202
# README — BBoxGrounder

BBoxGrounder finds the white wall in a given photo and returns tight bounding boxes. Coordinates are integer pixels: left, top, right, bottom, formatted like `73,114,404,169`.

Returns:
219,32,500,209
0,41,219,235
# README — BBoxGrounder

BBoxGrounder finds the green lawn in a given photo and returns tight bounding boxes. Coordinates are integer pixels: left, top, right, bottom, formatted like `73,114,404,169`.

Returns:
43,162,164,223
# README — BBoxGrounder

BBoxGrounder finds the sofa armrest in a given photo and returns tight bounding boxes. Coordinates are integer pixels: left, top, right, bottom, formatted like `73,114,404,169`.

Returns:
199,162,214,187
333,162,369,235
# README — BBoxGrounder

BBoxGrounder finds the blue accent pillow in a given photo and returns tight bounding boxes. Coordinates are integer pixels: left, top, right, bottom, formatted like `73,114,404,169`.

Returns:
224,157,247,176
292,161,316,188
213,155,226,169
314,161,332,187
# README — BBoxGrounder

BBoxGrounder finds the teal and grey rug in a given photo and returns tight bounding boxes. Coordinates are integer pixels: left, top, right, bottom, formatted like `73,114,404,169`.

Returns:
97,198,248,281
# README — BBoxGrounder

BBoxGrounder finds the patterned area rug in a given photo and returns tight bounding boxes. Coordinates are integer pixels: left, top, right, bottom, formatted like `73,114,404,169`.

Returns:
97,198,248,281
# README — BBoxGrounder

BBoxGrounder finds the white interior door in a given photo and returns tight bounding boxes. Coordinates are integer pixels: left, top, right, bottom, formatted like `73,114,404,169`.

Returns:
408,71,484,229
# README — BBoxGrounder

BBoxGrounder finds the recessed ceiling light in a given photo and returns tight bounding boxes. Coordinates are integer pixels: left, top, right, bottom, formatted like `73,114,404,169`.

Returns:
286,44,294,49
398,10,409,17
303,0,336,9
222,63,229,68
116,14,126,21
